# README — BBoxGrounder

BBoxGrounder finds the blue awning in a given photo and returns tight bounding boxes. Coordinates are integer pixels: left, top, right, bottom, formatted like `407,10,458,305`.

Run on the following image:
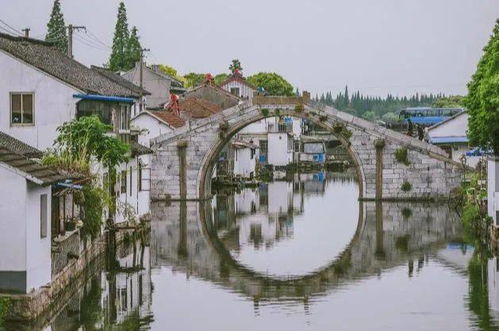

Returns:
404,116,447,125
465,148,492,157
430,136,468,144
73,94,136,104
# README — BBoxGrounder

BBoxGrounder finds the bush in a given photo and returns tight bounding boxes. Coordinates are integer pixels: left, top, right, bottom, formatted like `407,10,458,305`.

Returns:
294,104,303,112
402,207,413,218
395,147,410,166
260,108,269,117
275,108,281,116
319,115,328,122
401,181,412,192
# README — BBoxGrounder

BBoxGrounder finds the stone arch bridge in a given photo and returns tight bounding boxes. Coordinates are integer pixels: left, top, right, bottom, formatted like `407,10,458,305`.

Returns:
150,94,463,201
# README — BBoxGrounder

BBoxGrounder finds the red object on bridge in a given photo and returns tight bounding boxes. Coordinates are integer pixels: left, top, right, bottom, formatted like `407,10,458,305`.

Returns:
165,94,181,116
205,73,214,85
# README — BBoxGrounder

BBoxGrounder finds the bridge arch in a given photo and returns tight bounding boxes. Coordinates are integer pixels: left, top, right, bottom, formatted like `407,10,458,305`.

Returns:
197,108,366,200
150,98,463,202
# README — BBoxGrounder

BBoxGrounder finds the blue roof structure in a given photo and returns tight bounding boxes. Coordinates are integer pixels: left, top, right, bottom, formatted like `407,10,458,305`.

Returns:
430,136,468,144
404,116,447,125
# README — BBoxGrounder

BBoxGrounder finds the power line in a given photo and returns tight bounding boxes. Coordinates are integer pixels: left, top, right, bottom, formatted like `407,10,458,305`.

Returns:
0,18,23,36
73,34,109,52
85,29,111,49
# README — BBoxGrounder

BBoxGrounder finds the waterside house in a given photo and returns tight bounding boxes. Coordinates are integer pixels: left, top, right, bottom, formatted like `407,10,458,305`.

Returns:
0,132,70,293
427,111,480,167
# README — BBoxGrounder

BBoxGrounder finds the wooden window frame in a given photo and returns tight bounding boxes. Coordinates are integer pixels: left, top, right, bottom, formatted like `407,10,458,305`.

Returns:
10,92,35,126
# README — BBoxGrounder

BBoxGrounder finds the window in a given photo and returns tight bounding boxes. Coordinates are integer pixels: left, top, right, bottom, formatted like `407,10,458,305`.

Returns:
138,163,142,192
139,162,151,192
40,194,48,238
120,104,130,131
11,93,34,125
259,140,268,155
121,170,127,194
230,87,240,97
77,100,112,125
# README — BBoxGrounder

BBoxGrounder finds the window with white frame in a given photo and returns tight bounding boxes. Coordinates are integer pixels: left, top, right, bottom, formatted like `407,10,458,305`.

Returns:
11,93,34,125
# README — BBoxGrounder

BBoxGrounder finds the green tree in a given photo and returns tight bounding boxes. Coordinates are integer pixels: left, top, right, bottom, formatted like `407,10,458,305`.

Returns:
109,2,130,71
465,19,499,154
433,95,465,108
247,72,294,96
53,116,129,169
45,0,68,53
157,64,186,85
125,26,142,70
214,73,229,85
362,111,377,121
381,112,398,123
184,72,205,88
229,59,242,73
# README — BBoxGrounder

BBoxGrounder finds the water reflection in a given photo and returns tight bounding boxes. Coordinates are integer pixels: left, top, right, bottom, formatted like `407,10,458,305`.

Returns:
9,172,499,330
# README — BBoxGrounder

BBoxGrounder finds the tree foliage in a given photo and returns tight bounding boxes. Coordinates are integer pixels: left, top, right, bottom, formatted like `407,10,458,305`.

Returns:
214,73,229,85
315,88,442,121
157,64,186,85
433,95,465,108
45,0,68,53
125,26,142,71
54,116,129,169
247,72,294,96
184,72,205,88
109,2,131,71
465,19,499,154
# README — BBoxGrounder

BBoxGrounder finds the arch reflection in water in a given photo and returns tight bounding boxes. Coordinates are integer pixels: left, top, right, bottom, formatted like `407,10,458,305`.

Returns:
211,172,360,278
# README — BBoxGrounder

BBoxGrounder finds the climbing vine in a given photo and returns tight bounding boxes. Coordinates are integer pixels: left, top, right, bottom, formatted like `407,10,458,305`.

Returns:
401,181,412,192
394,147,410,166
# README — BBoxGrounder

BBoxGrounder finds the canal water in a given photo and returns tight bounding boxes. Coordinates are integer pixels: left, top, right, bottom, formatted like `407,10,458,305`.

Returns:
8,171,499,330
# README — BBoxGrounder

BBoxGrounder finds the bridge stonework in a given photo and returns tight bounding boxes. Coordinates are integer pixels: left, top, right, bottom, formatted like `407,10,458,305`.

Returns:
150,97,464,201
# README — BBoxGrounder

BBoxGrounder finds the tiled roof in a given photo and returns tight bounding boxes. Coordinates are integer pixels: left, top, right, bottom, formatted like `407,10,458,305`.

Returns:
148,111,186,128
183,84,240,110
131,142,153,156
0,131,43,158
179,97,222,118
0,33,141,98
91,66,150,96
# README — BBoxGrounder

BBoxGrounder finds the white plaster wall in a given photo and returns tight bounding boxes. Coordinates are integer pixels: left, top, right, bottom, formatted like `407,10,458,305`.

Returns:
234,148,256,178
240,117,277,134
221,80,254,99
123,66,171,108
0,50,79,151
116,157,150,223
25,183,52,292
488,257,499,318
131,114,172,147
0,166,27,272
428,113,468,138
268,133,293,166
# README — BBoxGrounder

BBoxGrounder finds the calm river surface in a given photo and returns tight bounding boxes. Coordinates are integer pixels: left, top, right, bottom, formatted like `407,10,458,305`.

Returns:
11,171,499,331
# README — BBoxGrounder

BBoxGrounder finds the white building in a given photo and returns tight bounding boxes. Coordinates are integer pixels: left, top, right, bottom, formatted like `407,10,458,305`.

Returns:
231,139,259,179
0,33,153,225
0,133,68,293
427,111,480,167
220,70,256,100
122,63,185,109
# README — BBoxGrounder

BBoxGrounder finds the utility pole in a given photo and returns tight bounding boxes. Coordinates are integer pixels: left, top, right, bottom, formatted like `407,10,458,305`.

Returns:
67,24,86,58
21,28,30,38
139,48,150,112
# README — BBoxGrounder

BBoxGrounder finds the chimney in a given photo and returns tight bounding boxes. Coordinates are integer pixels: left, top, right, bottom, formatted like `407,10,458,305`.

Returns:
302,91,310,104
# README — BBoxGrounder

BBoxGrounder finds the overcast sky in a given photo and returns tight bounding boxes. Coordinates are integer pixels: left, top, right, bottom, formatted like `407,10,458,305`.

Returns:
1,0,498,97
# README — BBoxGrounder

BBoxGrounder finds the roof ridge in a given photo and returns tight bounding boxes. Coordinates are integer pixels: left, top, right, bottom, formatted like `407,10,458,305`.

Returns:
0,32,55,47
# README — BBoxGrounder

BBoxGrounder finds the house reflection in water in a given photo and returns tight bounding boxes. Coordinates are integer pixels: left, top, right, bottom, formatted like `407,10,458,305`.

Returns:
48,239,153,330
213,172,333,251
